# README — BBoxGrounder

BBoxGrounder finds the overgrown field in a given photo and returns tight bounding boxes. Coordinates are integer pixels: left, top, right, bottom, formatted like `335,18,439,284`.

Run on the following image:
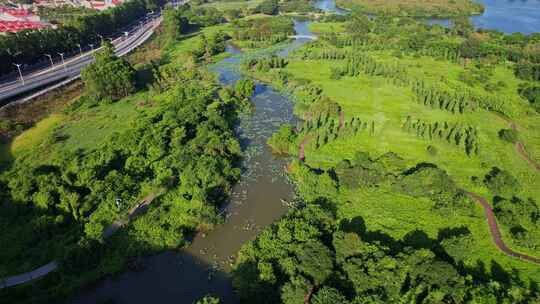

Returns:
242,15,540,286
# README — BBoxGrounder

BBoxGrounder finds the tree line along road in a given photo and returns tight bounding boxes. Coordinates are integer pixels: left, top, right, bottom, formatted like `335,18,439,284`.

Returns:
0,12,162,105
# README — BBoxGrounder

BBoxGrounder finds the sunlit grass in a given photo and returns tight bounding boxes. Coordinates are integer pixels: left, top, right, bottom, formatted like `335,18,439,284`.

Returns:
200,0,263,11
269,30,540,283
10,114,64,157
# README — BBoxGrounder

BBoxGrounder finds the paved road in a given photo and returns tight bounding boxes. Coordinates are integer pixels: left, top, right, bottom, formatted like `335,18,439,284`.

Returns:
0,262,58,289
0,14,161,104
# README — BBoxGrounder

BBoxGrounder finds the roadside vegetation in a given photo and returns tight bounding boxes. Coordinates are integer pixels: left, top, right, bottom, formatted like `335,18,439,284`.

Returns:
36,6,97,24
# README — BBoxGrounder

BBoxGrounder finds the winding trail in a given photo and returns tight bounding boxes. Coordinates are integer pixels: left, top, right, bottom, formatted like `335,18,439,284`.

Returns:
515,142,540,171
497,114,540,171
296,109,540,265
465,192,540,265
338,110,344,129
304,285,315,304
0,193,158,289
462,113,540,264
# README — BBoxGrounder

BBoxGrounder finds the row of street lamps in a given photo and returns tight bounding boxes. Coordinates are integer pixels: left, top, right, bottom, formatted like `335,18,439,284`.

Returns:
44,53,66,71
11,22,142,86
11,39,97,86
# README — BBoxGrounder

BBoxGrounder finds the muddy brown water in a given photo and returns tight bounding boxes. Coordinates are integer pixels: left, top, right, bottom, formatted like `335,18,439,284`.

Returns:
72,19,318,304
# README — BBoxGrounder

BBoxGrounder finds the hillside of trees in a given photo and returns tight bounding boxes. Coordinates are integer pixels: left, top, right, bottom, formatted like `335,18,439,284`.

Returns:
231,16,294,49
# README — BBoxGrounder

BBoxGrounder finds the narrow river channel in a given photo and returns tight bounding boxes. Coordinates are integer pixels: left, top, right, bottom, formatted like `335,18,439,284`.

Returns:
72,15,322,304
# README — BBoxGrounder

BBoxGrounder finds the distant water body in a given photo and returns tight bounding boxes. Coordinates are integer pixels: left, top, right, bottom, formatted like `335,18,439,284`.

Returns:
429,0,540,34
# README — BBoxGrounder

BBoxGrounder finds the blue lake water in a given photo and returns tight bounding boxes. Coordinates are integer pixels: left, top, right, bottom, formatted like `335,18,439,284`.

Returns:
429,0,540,34
314,0,348,14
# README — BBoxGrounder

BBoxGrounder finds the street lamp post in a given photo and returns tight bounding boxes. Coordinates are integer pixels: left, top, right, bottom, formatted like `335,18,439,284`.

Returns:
76,43,83,56
58,52,66,72
44,54,54,68
13,63,24,85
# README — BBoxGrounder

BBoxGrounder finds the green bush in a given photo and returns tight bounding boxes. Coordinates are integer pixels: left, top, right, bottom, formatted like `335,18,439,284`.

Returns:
81,42,136,100
517,84,540,112
234,78,256,100
484,167,520,198
426,145,438,155
255,0,279,15
195,295,221,304
498,129,518,143
267,124,296,154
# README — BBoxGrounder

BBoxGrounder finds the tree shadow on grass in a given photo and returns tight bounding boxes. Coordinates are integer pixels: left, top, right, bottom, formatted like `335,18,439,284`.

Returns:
338,215,530,293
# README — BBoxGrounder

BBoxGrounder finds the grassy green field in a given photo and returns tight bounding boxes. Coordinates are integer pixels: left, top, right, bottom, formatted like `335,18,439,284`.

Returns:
246,20,540,284
307,21,346,34
9,94,148,167
10,114,64,155
335,186,539,282
200,0,263,11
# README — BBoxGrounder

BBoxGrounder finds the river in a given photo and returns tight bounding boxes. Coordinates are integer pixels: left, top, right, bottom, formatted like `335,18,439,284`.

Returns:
72,15,318,304
428,0,540,34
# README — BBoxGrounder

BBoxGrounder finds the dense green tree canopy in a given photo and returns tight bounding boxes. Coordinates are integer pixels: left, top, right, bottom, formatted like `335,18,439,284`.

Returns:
81,41,136,100
233,202,539,304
